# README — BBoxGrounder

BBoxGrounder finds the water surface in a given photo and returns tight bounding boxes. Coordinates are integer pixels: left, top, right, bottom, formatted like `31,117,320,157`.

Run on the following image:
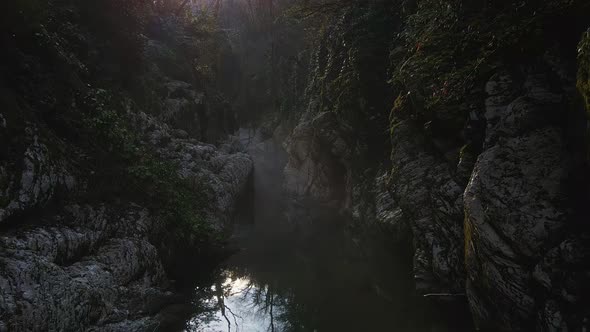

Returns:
184,129,472,332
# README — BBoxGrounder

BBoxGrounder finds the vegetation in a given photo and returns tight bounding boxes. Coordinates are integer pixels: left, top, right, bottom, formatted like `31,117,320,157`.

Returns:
4,0,587,253
0,0,231,249
2,0,590,330
258,0,590,163
578,29,590,115
307,3,398,155
391,0,589,138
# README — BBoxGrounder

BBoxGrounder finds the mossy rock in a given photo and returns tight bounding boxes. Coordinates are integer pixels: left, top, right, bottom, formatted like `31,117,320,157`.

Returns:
577,29,590,117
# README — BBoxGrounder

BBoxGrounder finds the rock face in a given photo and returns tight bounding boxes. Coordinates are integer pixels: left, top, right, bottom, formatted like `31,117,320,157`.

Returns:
283,114,465,293
389,121,466,293
0,126,75,224
161,79,207,138
132,111,253,229
464,66,588,330
0,114,252,331
145,37,238,144
285,51,590,331
0,4,253,331
283,112,353,207
352,169,408,242
0,205,169,332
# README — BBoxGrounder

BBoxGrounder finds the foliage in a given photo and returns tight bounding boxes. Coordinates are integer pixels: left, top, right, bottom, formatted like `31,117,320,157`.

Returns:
79,85,221,246
578,29,590,116
126,155,213,245
299,2,398,157
390,0,589,138
0,0,219,248
79,90,135,153
76,88,214,246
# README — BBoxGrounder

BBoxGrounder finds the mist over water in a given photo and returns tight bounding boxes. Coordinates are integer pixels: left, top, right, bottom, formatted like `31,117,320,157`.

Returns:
2,0,587,330
184,129,472,332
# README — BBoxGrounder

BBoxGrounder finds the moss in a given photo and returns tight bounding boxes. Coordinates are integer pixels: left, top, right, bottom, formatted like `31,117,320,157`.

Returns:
577,29,590,117
298,3,398,158
459,143,475,160
389,0,585,137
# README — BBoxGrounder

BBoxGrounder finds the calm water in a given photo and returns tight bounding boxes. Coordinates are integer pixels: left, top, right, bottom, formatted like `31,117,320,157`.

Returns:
183,129,472,332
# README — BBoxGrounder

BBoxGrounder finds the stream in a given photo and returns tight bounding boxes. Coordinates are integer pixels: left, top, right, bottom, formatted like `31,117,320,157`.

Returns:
182,129,473,332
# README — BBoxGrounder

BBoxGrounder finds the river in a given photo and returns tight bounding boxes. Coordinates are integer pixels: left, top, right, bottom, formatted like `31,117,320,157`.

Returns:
182,129,473,332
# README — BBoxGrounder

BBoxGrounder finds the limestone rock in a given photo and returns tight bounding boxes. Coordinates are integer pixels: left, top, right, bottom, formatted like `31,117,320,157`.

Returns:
131,110,253,229
0,205,169,331
389,121,465,293
0,110,252,331
0,126,75,224
464,67,584,330
283,111,353,205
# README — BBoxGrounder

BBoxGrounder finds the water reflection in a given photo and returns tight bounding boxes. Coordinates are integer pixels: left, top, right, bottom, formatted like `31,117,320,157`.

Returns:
182,129,473,331
185,217,471,332
187,274,285,332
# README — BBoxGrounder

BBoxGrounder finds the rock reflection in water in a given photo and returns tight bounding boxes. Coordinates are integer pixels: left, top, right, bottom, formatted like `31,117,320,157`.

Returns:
184,215,471,332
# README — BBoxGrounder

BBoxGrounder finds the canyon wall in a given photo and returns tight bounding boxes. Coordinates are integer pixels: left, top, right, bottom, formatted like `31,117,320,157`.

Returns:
0,3,251,331
280,1,590,330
